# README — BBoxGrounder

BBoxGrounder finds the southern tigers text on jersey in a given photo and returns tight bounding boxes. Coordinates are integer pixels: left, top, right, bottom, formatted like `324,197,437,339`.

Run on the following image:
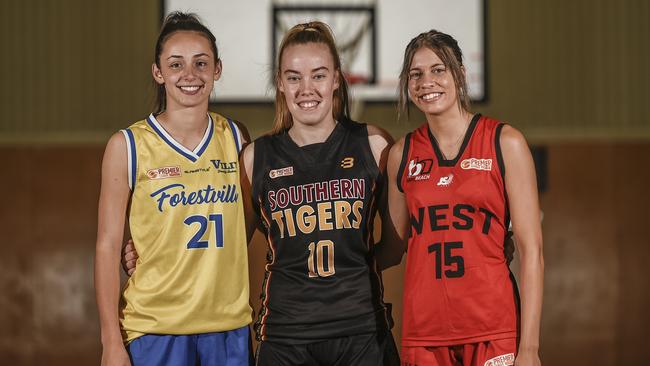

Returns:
397,114,518,346
251,119,392,344
119,112,251,343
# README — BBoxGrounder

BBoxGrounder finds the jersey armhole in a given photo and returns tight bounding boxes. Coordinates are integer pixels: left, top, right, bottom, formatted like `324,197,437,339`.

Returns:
494,123,511,232
360,123,381,178
250,137,266,217
495,123,506,181
226,118,242,154
120,129,137,191
396,132,412,193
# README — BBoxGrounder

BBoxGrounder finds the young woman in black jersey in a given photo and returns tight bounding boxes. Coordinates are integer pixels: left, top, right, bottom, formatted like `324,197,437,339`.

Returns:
238,22,401,366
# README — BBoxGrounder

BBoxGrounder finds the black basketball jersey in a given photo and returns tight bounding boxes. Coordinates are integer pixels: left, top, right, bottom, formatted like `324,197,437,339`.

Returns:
251,119,392,344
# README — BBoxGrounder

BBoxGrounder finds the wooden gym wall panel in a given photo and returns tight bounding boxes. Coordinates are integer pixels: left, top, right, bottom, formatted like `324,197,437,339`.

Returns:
0,0,159,144
538,143,650,365
0,147,104,365
481,0,650,140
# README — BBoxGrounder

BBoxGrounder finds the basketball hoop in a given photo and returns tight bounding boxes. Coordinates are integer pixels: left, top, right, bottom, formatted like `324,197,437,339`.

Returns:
272,0,377,119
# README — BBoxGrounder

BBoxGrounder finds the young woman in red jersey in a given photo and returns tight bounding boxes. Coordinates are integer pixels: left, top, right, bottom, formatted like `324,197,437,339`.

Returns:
384,30,544,366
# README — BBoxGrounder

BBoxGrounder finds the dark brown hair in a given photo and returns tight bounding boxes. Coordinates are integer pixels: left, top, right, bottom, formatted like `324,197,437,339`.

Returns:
398,29,469,119
271,21,350,134
153,12,220,114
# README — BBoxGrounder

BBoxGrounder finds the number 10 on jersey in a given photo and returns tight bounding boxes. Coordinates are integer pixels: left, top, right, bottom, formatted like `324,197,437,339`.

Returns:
307,240,335,278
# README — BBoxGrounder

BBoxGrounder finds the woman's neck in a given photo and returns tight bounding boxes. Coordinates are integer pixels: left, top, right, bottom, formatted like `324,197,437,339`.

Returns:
156,107,209,135
425,107,473,143
288,116,337,147
155,106,210,150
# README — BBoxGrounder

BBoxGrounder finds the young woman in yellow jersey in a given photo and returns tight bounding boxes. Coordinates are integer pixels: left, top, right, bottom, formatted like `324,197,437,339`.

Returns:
95,12,251,366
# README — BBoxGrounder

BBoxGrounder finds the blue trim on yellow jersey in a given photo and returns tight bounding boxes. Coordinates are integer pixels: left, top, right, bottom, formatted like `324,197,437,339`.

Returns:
227,118,241,153
196,114,214,157
124,128,137,189
146,114,214,163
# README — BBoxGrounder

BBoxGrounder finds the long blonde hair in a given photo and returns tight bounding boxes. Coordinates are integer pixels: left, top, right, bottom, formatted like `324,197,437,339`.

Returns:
271,21,350,134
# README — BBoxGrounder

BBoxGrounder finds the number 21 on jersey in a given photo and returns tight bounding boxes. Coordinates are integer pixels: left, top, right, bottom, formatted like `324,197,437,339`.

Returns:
184,213,224,249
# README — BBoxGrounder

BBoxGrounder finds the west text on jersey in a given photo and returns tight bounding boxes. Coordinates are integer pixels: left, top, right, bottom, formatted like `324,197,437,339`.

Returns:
410,203,498,236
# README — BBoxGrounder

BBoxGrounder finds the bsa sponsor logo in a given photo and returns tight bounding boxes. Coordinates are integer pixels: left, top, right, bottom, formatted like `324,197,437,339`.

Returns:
407,157,433,181
269,166,294,179
146,166,181,180
484,353,515,366
436,173,454,187
461,158,492,171
340,157,354,168
210,159,237,173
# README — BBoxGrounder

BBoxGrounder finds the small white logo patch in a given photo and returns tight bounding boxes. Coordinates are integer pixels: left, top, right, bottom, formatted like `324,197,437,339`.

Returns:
269,166,294,179
406,157,433,181
461,158,492,171
484,353,515,366
436,173,454,187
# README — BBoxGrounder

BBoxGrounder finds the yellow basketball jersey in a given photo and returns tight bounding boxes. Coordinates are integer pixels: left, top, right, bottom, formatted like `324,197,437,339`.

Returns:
119,112,251,343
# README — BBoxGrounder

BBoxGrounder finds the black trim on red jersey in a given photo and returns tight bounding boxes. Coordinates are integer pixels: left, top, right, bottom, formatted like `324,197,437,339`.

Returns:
495,122,506,181
396,132,412,193
427,113,481,167
495,122,510,232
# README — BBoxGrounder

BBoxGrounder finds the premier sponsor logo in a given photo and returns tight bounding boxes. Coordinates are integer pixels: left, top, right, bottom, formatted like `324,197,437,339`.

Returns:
146,166,181,180
461,158,492,171
484,353,515,366
407,157,433,181
269,166,294,179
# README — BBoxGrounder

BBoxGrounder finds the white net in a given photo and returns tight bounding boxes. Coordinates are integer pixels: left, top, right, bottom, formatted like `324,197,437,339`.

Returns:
273,0,377,85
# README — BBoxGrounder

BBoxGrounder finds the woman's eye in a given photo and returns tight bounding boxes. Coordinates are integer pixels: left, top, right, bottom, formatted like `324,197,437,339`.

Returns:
314,74,326,80
409,72,422,80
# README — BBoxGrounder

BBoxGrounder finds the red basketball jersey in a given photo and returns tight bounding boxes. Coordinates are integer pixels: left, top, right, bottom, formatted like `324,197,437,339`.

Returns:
397,114,518,346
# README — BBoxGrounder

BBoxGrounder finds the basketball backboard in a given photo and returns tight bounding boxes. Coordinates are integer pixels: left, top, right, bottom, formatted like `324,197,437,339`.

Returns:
163,0,485,102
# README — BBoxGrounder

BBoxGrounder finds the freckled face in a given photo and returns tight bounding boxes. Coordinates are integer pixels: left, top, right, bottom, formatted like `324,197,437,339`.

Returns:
152,31,221,111
278,42,340,127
